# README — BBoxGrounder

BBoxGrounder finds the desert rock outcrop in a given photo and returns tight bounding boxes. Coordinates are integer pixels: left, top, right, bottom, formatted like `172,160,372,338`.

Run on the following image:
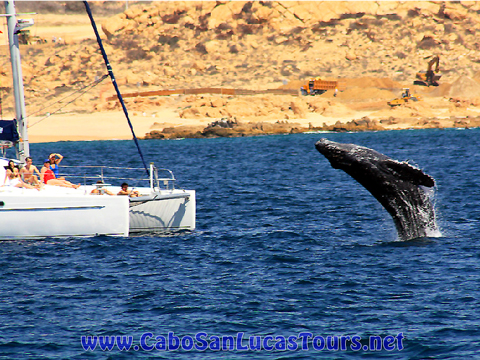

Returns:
2,1,480,140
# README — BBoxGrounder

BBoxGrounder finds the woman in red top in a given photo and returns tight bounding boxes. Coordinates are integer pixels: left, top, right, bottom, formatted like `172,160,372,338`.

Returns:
40,159,80,189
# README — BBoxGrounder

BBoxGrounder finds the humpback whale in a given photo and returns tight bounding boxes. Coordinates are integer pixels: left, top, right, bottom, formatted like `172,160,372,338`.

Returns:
315,138,437,240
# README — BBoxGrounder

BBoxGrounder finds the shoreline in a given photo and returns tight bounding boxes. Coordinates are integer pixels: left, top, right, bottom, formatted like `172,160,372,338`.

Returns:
24,90,480,143
26,109,479,144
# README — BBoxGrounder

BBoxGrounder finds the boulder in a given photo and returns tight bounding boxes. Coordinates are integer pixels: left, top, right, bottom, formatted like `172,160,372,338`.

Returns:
208,4,233,30
101,14,127,38
204,40,221,54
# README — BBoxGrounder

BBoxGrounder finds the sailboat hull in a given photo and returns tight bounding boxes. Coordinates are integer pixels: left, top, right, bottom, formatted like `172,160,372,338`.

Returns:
129,190,196,233
0,188,196,240
0,190,130,239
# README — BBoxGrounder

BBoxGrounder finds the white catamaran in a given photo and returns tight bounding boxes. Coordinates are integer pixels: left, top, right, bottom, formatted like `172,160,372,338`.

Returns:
0,1,195,239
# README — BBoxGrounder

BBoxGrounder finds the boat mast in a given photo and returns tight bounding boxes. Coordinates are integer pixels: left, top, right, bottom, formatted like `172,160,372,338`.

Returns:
5,0,29,161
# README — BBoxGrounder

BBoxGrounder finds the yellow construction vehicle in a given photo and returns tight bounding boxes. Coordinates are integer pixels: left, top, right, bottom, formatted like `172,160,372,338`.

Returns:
388,88,422,107
300,78,346,96
414,55,441,86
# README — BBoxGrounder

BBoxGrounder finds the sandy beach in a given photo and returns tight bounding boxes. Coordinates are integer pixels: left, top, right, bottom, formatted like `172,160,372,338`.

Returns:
27,110,173,143
26,109,356,143
25,89,480,143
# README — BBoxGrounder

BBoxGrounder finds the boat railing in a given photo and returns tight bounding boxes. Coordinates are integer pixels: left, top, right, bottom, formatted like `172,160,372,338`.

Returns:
59,163,176,191
0,141,14,157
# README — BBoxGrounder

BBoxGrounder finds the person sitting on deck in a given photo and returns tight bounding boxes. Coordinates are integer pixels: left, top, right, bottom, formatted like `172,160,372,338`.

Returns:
2,159,38,190
117,182,139,197
90,180,115,195
48,153,65,180
40,159,80,189
20,157,43,188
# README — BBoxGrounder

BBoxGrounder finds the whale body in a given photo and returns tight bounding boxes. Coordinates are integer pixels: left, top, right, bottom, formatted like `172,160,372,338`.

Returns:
315,138,437,240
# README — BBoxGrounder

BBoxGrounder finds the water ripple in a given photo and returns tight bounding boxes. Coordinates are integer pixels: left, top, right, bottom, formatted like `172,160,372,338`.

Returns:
0,131,479,358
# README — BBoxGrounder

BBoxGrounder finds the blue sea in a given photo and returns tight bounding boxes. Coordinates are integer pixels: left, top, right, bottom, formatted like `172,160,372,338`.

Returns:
1,129,479,359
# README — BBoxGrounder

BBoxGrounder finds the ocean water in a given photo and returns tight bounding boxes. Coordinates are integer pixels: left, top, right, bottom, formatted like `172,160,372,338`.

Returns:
1,129,479,359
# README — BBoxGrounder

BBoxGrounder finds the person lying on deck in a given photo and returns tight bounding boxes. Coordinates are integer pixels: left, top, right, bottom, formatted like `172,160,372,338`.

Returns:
40,159,80,189
117,182,139,197
90,180,115,195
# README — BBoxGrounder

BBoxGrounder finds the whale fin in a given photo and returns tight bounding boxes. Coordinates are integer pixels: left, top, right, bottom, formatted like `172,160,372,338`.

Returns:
383,160,435,187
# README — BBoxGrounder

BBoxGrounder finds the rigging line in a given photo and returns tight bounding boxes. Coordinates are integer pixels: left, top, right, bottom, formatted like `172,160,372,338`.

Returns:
83,0,150,178
27,74,108,118
28,76,106,128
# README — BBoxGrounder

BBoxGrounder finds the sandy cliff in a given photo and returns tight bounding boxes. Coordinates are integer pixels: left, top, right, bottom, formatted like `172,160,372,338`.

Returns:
1,1,480,142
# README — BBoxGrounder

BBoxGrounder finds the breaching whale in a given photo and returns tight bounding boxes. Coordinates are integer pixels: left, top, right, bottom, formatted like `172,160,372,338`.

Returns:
315,138,437,240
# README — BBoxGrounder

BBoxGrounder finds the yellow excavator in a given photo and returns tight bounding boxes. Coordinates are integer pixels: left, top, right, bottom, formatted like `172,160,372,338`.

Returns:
414,55,441,86
388,88,422,107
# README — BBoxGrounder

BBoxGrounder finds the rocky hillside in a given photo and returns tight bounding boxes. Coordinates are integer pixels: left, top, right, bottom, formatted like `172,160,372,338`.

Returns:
2,1,480,116
100,1,480,87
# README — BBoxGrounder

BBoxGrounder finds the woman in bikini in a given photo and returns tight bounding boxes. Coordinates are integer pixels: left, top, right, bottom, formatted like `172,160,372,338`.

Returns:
48,153,67,180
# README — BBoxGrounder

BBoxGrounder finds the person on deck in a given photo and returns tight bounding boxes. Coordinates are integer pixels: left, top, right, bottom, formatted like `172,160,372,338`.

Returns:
20,157,43,187
41,159,79,189
3,159,38,190
90,180,115,195
49,153,65,180
117,182,139,197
